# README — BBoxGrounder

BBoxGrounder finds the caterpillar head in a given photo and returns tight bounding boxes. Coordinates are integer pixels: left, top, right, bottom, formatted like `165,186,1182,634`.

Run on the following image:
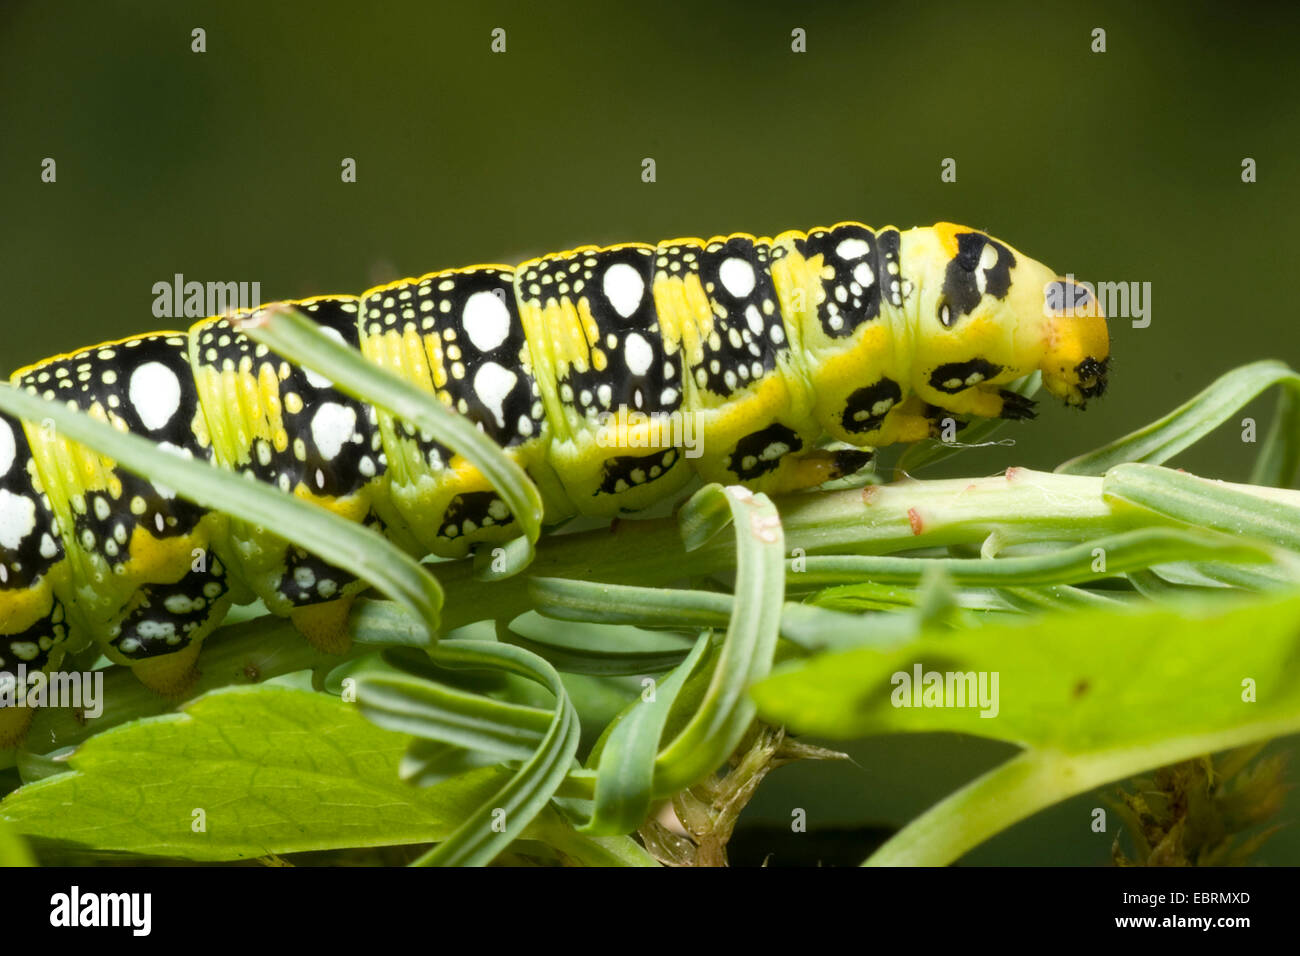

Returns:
1039,276,1110,406
904,224,1110,409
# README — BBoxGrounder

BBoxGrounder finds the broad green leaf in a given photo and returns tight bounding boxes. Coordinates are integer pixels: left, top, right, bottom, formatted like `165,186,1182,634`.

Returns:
4,605,418,766
754,589,1300,865
752,589,1300,752
0,686,514,860
0,818,35,866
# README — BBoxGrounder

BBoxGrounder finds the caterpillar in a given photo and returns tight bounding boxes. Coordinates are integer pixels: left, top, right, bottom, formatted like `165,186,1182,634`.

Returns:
0,220,1109,746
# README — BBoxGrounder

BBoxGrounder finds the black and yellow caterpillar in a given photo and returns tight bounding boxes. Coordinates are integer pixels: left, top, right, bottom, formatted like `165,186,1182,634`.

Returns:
0,221,1109,745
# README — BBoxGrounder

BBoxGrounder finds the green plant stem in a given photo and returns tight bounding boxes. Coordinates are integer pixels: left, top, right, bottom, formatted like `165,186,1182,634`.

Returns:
433,469,1300,631
7,469,1299,767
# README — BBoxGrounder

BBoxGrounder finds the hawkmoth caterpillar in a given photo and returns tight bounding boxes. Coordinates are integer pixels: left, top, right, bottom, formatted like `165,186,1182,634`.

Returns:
0,220,1109,746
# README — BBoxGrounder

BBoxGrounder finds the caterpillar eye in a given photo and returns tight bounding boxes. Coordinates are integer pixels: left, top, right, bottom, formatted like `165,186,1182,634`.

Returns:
938,301,956,327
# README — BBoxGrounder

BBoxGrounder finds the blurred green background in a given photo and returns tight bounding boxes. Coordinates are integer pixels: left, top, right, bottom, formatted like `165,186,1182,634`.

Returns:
2,0,1297,864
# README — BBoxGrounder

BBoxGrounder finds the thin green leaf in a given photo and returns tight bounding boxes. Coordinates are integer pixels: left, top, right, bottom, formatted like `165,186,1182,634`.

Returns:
800,528,1273,594
502,611,694,676
579,633,711,835
530,576,899,652
677,482,736,552
651,485,784,795
1057,360,1300,476
1103,463,1300,553
1251,386,1300,488
357,673,551,760
412,640,580,866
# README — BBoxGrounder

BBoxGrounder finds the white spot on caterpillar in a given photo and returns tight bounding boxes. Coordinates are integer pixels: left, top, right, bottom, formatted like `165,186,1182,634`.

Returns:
164,593,204,615
0,490,36,548
136,620,175,640
463,290,512,352
474,362,517,428
0,419,14,475
624,333,653,376
151,441,192,498
129,361,181,431
836,237,870,260
719,257,756,298
603,262,644,318
974,243,999,296
311,402,357,460
303,327,347,389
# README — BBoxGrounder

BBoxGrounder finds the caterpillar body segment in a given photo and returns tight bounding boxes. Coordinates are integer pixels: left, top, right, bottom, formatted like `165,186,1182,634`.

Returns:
0,220,1110,730
188,296,411,655
8,334,237,699
0,411,72,746
357,266,567,553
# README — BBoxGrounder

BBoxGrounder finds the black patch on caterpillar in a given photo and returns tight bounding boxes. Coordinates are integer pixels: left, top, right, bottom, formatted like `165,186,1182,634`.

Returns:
930,359,1003,394
694,237,783,393
596,447,680,495
727,424,803,480
798,224,882,337
940,233,1015,321
111,557,229,660
0,598,70,672
0,412,63,590
437,491,514,540
841,379,903,434
277,545,358,605
877,229,906,308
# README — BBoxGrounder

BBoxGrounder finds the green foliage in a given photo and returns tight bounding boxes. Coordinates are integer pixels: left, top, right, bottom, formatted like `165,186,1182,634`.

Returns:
1,318,1298,867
